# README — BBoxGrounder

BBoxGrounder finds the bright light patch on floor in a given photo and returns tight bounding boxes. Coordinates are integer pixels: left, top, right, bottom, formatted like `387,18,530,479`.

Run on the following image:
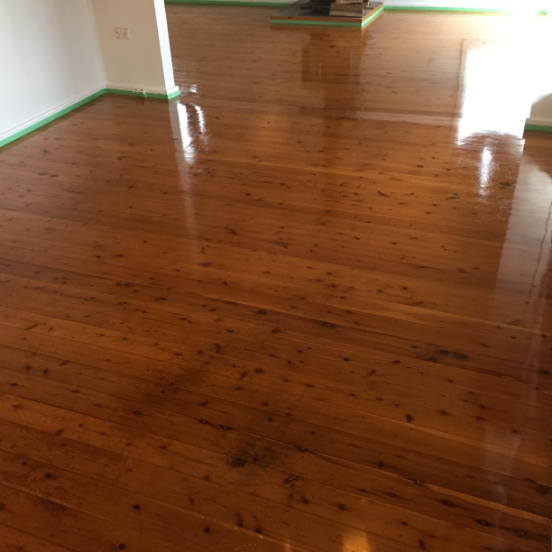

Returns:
176,103,206,164
457,42,531,141
479,146,494,189
457,5,551,140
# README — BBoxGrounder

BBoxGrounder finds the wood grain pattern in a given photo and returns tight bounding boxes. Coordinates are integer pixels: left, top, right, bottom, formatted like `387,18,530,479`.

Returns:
0,6,551,552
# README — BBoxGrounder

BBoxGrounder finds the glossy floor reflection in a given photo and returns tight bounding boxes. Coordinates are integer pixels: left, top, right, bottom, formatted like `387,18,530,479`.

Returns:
0,7,551,552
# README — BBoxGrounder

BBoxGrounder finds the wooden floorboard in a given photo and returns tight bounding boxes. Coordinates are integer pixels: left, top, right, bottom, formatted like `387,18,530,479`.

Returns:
0,6,551,552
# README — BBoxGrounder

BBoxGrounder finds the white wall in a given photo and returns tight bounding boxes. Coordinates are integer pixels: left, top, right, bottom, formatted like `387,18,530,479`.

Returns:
528,94,552,126
385,0,549,8
91,0,178,96
0,0,179,145
0,0,105,144
527,13,552,127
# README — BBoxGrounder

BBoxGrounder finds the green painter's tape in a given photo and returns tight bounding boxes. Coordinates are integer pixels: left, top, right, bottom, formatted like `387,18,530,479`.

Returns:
525,124,552,132
272,18,360,25
105,88,181,100
385,5,547,13
361,8,384,25
0,87,181,150
166,89,182,100
0,90,105,150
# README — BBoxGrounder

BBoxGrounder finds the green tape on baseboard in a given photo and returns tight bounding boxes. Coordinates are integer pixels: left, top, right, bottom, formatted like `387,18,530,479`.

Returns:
525,123,552,132
385,5,547,13
385,5,500,11
0,90,105,150
0,87,181,150
105,88,181,100
272,18,360,25
362,7,384,25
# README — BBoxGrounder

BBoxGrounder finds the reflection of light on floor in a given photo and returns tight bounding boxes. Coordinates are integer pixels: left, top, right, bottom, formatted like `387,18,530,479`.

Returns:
479,146,494,191
176,103,206,164
169,102,208,243
496,161,552,303
484,159,552,464
195,104,206,134
181,84,198,95
342,531,372,552
457,7,552,141
177,104,193,150
457,43,530,141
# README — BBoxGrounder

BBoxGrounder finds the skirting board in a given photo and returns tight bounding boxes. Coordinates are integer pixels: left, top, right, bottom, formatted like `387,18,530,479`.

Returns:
0,87,181,150
106,87,181,100
525,124,552,132
385,5,548,13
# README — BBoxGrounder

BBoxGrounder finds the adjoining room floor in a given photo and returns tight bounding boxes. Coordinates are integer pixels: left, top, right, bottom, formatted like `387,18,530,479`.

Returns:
0,6,551,552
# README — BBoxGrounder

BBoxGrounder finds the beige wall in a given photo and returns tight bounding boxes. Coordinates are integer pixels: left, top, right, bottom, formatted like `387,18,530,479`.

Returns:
527,13,552,126
90,0,178,96
0,0,104,143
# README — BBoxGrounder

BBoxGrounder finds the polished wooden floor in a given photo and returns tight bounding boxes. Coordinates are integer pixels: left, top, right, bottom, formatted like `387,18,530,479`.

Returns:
0,6,551,552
